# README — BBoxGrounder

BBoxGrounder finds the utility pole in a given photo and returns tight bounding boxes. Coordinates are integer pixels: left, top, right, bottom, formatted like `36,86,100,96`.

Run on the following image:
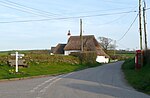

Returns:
139,0,143,50
138,0,144,68
80,19,83,52
114,40,116,56
143,1,148,50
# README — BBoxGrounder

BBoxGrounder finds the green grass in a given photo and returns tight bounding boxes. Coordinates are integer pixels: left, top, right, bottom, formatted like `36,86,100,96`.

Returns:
0,51,101,80
0,62,90,79
0,52,9,56
107,50,135,61
118,53,135,58
122,59,150,94
20,62,86,76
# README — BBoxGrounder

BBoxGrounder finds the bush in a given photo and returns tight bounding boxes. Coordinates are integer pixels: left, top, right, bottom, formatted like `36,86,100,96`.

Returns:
24,54,80,65
122,58,135,70
143,50,150,65
70,51,97,66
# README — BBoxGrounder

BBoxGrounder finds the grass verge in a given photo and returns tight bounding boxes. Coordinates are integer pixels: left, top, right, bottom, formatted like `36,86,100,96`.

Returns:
0,61,101,80
0,51,101,80
122,58,150,95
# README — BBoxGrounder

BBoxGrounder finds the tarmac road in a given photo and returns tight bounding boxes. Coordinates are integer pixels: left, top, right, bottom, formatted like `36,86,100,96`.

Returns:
0,61,149,98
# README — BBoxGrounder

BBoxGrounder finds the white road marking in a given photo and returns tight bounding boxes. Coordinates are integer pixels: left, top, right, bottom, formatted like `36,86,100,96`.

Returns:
40,78,62,93
39,72,74,93
30,75,62,92
30,73,73,93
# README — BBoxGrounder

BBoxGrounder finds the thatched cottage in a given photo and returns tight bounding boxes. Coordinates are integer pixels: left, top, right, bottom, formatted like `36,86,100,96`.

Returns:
52,35,110,63
52,44,66,54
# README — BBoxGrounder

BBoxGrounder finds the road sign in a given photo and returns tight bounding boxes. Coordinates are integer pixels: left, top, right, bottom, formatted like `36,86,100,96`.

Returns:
11,54,24,57
11,52,24,72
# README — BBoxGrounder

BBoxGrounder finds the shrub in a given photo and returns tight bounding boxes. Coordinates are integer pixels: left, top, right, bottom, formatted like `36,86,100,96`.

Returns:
3,53,80,66
143,50,150,65
24,54,80,65
70,51,97,66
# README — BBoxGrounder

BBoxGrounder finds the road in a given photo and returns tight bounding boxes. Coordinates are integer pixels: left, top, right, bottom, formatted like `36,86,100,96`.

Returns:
0,61,149,98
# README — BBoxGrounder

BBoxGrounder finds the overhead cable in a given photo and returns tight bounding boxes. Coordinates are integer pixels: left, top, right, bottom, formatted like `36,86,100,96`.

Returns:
0,1,55,18
117,14,138,41
4,0,60,16
0,10,137,24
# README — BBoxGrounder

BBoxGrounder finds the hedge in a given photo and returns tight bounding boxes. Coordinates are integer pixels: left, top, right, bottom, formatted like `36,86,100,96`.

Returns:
143,50,150,65
70,51,97,66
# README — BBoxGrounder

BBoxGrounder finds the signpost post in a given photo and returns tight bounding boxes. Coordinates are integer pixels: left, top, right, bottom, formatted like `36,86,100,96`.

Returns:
11,52,24,73
16,52,18,72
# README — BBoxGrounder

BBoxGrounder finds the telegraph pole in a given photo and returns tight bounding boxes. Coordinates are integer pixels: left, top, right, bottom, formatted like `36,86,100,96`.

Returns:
143,1,148,50
138,0,143,68
80,19,83,52
139,0,143,50
114,40,116,56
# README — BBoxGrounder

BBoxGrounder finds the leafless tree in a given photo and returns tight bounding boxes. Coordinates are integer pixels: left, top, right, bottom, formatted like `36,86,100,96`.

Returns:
98,37,116,52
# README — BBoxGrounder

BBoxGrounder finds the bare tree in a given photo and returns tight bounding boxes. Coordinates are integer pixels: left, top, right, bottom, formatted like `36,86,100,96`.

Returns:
98,37,116,52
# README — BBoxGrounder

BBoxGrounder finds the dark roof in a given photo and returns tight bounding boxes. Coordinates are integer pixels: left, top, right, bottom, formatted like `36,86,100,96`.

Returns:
51,47,56,53
53,44,66,54
64,35,110,58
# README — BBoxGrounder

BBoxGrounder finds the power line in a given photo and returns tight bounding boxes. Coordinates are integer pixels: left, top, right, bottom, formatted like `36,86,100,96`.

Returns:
87,14,127,26
0,0,140,19
4,0,60,16
63,7,138,14
0,1,56,18
117,14,138,41
101,0,133,5
98,15,126,25
0,10,137,24
0,0,141,20
0,15,40,20
89,6,137,25
100,6,138,25
90,6,138,26
0,2,50,18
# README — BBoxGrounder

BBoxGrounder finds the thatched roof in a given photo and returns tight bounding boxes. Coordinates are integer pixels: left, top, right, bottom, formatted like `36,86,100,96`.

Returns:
64,35,110,58
53,44,66,54
96,46,110,58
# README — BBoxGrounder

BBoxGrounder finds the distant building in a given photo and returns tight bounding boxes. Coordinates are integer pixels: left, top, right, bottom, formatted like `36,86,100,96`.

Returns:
50,47,56,54
52,35,110,63
52,44,66,54
64,35,109,63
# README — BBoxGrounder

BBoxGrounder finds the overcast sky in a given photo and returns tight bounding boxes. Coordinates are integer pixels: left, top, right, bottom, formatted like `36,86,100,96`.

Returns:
0,0,150,51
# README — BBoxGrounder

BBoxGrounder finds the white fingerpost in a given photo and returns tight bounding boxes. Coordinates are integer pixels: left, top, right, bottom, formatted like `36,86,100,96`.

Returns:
15,52,18,73
10,52,24,73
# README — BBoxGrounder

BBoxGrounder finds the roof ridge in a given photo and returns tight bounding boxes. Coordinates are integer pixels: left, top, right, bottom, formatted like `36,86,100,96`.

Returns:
70,35,94,37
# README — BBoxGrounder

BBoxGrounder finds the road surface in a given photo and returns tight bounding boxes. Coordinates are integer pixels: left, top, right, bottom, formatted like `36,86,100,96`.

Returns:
0,61,149,98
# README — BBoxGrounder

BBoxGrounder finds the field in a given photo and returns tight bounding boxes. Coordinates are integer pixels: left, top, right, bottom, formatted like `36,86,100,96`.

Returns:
107,50,135,60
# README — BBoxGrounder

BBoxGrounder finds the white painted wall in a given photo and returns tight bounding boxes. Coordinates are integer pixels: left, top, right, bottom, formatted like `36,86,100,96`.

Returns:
96,56,109,63
64,50,81,55
65,50,109,63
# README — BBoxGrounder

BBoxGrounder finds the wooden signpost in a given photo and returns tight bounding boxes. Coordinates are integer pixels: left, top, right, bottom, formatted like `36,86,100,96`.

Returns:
11,52,24,72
